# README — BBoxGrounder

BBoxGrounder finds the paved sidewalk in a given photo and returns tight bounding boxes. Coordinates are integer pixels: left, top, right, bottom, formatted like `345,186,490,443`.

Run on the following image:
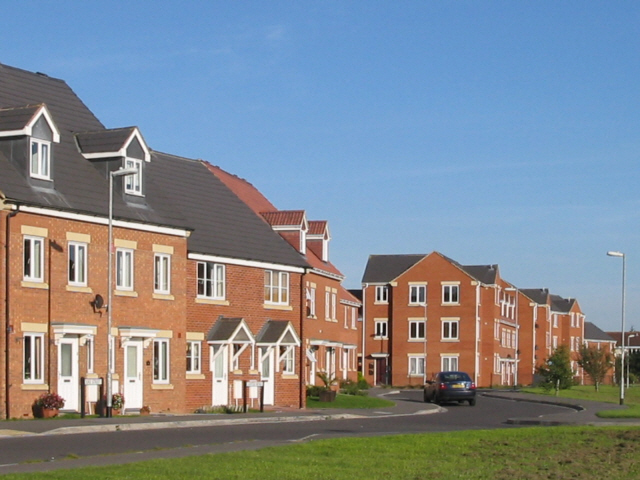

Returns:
1,389,638,438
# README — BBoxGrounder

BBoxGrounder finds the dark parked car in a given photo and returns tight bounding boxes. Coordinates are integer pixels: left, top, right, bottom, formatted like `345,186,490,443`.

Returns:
423,371,476,406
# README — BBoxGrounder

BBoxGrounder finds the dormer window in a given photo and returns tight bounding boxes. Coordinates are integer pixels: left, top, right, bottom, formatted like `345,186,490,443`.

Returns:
30,139,51,180
124,158,142,195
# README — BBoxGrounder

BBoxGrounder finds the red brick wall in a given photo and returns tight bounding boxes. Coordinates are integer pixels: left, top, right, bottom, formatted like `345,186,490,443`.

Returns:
3,210,188,418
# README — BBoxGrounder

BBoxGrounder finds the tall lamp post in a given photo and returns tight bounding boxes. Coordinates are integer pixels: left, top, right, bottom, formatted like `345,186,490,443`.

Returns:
505,287,519,389
607,251,626,405
107,167,138,417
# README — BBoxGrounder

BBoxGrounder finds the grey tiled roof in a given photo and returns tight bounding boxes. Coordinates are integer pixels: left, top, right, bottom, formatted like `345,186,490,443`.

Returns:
207,317,244,342
458,264,498,285
256,320,298,345
150,151,309,267
0,104,43,131
0,63,187,229
584,322,615,342
75,127,138,155
520,288,550,305
361,254,426,283
550,294,575,313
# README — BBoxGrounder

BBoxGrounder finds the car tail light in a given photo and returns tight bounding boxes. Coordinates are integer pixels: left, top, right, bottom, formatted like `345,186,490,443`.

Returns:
439,383,447,390
470,383,476,390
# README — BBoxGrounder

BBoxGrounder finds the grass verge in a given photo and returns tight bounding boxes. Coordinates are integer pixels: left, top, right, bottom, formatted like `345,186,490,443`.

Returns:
520,385,640,418
6,426,640,479
306,393,395,409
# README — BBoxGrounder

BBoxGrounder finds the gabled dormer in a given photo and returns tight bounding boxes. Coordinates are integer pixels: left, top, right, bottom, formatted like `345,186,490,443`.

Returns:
261,210,308,254
75,127,150,196
307,220,330,262
0,104,61,182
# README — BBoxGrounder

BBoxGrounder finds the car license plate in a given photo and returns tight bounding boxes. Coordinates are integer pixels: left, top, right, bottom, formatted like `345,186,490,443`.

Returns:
452,383,464,389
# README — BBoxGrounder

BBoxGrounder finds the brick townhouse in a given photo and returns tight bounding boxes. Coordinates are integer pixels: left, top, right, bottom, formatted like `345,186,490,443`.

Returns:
0,64,191,417
0,63,312,417
207,165,361,389
359,251,586,388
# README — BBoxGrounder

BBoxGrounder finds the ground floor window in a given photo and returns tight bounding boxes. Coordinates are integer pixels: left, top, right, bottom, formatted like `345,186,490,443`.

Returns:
186,341,201,374
153,339,170,383
408,356,425,376
441,355,458,371
23,333,44,383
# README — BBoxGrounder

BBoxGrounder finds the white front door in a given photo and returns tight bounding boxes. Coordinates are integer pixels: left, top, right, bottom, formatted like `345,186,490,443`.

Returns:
211,345,228,406
260,347,275,405
124,341,143,410
58,338,79,411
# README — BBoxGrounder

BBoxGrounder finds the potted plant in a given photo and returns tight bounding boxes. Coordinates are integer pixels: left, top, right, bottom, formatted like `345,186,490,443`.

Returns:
111,393,125,415
140,405,151,416
33,392,65,418
317,372,338,402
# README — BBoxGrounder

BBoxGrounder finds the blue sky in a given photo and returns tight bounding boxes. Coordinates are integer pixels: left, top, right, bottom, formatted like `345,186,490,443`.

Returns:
3,2,639,332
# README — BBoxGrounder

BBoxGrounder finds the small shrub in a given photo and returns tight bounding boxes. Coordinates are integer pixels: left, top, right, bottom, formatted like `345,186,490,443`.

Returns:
35,392,65,410
306,385,323,397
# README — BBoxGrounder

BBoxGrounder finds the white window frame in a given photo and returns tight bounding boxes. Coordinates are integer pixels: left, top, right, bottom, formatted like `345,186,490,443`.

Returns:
409,320,426,341
374,320,388,339
442,319,459,340
280,346,295,375
68,241,88,286
442,284,459,304
409,355,425,376
375,286,388,303
23,332,45,383
331,292,337,320
307,287,316,317
264,271,289,305
351,307,357,330
86,336,94,374
186,341,201,374
441,355,459,372
409,285,426,305
124,158,143,195
154,253,171,294
115,248,134,291
153,338,170,384
23,236,44,282
197,262,225,299
30,138,51,180
325,292,330,319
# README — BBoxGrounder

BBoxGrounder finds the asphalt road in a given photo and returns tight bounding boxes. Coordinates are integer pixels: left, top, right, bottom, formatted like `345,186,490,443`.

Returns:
0,391,580,475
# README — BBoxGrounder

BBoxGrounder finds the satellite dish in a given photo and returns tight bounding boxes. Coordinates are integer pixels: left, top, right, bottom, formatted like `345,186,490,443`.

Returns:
94,294,104,309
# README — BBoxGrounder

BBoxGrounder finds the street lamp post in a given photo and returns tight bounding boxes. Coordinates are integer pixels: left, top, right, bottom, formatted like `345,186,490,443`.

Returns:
505,287,519,389
107,167,138,417
607,251,626,405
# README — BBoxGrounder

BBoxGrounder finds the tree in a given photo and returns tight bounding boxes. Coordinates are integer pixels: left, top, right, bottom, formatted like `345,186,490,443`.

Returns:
577,344,613,392
537,345,574,394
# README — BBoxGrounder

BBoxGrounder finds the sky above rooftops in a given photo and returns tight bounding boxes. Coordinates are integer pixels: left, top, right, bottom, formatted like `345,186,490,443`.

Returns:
2,1,639,332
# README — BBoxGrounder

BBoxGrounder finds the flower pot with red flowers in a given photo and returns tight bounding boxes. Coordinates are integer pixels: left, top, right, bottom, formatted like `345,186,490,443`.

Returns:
111,393,125,415
33,392,65,418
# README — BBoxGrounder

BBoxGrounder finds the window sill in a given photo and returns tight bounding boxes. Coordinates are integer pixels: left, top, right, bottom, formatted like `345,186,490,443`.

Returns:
307,315,317,320
373,336,388,340
373,301,389,305
408,303,427,307
115,290,138,298
263,304,293,311
282,374,298,380
66,285,92,294
153,293,175,301
21,383,49,391
441,303,460,306
441,339,460,343
21,281,48,290
186,373,205,380
232,370,243,375
151,384,174,390
195,298,229,306
408,339,426,343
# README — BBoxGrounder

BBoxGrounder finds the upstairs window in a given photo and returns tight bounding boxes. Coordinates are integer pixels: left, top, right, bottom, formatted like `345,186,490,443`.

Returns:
154,253,171,294
374,320,388,339
124,158,143,195
68,242,88,286
264,271,289,305
23,236,44,282
375,286,388,303
442,284,459,304
197,262,225,299
30,139,51,180
115,248,134,290
409,285,426,305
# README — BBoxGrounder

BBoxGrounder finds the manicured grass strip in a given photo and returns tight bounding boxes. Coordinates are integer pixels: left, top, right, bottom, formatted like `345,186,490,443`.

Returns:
306,393,395,409
520,385,640,418
7,426,640,479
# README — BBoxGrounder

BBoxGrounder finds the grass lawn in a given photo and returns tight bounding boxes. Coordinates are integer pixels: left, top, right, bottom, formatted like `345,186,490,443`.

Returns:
7,426,640,479
520,385,640,418
306,393,395,409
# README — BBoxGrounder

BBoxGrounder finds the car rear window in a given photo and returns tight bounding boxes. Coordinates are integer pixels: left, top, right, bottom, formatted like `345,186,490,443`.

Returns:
441,373,470,382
